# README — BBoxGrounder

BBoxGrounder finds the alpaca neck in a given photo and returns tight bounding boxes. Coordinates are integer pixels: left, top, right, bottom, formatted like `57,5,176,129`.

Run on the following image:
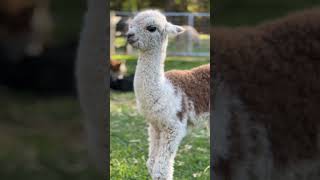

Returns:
135,40,168,87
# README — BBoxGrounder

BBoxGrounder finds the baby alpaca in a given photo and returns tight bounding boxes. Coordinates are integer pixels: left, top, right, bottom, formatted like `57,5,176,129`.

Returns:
127,10,210,179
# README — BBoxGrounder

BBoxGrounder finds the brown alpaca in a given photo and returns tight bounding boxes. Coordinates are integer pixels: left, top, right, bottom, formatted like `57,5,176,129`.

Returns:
110,59,127,81
212,8,320,180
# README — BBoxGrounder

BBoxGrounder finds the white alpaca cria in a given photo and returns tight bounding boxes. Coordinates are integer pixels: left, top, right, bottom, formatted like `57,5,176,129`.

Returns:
127,10,210,179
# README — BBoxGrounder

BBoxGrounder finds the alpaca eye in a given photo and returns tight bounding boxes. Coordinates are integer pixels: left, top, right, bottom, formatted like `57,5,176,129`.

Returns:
146,26,157,32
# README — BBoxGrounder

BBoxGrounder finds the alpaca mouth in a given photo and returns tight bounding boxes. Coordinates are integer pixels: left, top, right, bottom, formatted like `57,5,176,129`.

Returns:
128,39,138,44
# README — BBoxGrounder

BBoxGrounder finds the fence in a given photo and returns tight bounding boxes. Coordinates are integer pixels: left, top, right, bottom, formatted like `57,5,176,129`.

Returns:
111,11,210,57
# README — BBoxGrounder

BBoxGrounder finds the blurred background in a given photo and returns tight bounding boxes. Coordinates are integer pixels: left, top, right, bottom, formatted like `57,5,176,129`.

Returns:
110,0,210,179
214,0,320,26
0,0,102,179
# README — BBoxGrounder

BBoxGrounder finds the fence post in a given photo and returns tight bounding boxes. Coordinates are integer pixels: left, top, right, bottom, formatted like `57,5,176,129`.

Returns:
187,14,194,53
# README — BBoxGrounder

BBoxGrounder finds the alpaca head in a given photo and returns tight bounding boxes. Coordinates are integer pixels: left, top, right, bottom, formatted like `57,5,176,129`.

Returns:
126,10,184,51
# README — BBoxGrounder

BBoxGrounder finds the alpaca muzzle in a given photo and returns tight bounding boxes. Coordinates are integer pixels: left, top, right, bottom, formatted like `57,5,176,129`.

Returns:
126,33,137,44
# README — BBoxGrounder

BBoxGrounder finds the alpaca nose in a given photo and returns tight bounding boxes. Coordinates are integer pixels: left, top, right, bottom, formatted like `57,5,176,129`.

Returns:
127,33,136,44
127,33,135,39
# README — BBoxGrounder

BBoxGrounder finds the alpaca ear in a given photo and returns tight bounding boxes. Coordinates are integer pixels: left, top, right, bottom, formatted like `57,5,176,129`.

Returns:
165,22,184,36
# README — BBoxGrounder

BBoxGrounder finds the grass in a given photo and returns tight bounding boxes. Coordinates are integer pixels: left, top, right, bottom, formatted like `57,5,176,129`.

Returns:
0,88,102,180
110,57,210,179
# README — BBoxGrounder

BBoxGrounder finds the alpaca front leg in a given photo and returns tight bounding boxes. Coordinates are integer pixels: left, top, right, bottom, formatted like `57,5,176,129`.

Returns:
147,123,160,175
152,123,187,180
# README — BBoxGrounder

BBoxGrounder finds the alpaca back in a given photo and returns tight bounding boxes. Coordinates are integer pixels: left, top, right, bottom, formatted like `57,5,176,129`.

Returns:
165,64,210,120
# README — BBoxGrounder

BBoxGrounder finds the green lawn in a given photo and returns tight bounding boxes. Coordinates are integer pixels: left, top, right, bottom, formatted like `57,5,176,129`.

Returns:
110,57,210,179
0,88,102,180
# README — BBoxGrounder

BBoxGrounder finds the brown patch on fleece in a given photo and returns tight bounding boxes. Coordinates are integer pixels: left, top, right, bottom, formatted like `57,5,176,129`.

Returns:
213,8,320,169
176,94,187,121
165,64,210,120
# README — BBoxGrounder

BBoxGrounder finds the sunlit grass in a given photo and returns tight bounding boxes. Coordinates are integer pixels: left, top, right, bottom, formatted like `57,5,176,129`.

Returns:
199,34,210,40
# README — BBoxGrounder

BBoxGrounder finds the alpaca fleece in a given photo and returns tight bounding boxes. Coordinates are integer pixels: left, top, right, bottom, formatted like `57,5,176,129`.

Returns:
166,64,210,120
212,8,320,179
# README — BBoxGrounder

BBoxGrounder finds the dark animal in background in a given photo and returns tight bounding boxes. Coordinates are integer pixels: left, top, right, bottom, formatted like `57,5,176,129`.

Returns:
110,59,133,92
116,16,130,36
110,59,127,81
110,74,134,92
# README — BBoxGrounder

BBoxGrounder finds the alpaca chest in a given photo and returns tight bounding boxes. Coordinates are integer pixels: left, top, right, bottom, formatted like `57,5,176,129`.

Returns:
134,75,182,121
